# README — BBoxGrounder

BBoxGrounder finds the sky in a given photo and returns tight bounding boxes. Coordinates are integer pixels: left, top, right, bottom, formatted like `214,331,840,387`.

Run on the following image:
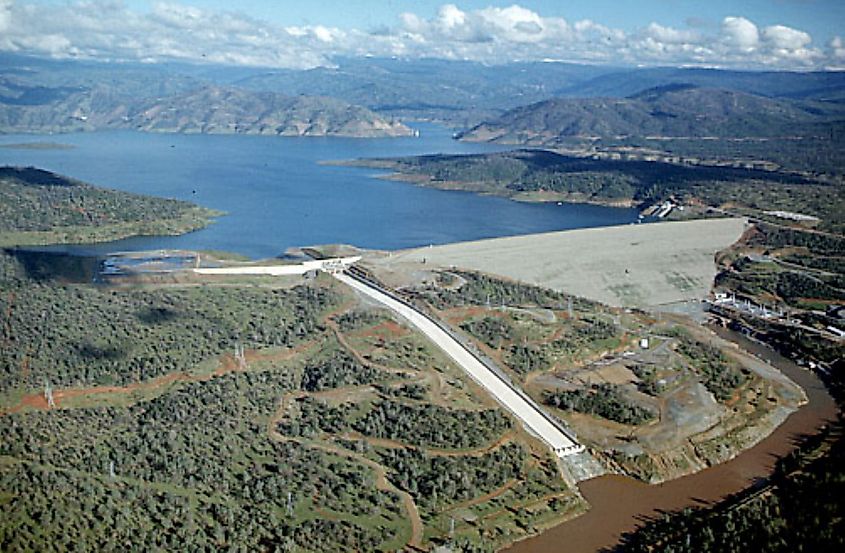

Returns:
1,0,843,70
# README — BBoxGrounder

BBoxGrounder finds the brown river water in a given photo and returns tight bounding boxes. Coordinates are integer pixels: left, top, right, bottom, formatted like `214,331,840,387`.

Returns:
506,328,838,553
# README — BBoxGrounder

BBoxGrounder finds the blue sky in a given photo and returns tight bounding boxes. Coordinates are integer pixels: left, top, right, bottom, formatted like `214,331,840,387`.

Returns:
115,0,843,44
2,1,843,69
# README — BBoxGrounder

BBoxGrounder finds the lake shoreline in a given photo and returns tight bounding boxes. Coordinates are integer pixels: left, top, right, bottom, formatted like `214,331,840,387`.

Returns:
326,157,642,209
0,127,639,259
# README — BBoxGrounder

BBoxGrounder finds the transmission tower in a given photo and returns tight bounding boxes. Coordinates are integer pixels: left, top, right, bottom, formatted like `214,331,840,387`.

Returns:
235,343,247,370
44,380,55,409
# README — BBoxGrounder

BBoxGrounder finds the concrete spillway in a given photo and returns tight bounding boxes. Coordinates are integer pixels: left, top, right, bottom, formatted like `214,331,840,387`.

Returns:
334,272,584,457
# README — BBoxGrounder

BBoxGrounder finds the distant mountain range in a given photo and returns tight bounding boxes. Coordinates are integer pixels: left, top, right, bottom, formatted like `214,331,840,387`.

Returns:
457,85,845,144
0,81,412,137
553,67,845,102
1,53,844,143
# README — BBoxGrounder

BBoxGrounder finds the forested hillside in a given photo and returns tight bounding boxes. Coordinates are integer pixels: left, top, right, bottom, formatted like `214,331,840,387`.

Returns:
0,166,219,246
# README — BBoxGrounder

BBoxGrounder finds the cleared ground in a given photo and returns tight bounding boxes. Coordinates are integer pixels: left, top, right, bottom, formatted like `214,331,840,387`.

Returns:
375,218,748,308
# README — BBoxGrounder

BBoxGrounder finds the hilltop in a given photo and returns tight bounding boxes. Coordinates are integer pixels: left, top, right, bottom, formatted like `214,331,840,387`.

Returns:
458,85,844,144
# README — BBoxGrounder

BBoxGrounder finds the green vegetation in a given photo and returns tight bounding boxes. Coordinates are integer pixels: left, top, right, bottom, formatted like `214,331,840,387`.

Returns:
506,344,553,374
545,383,655,425
417,270,597,312
376,443,524,511
0,251,578,551
714,222,845,365
455,84,845,181
430,272,620,378
334,309,387,332
300,349,387,391
0,374,404,552
675,335,748,402
630,364,667,396
617,423,845,553
781,253,845,274
460,316,513,348
461,86,843,143
278,396,355,438
748,224,845,254
551,317,618,354
709,207,845,410
353,401,512,449
377,382,428,401
0,166,220,246
354,148,845,228
611,135,845,182
0,251,337,393
281,398,512,450
721,260,845,307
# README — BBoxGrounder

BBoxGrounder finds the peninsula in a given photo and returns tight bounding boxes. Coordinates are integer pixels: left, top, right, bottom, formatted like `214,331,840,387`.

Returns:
0,166,221,247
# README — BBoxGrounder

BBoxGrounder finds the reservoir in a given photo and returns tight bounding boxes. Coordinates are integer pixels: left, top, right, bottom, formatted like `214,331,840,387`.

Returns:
0,125,639,259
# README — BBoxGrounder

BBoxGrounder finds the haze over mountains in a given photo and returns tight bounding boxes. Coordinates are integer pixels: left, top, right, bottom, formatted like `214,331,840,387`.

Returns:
1,53,843,146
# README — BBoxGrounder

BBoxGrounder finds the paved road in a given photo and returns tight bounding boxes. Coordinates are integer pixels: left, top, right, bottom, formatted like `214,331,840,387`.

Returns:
334,272,584,457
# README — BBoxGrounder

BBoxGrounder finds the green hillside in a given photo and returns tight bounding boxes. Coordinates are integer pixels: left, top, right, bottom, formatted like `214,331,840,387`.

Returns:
0,167,221,246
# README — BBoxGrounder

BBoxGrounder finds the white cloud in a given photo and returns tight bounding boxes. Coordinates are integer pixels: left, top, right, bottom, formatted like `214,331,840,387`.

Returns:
438,4,467,30
831,36,845,59
475,5,549,43
721,16,760,51
645,23,700,45
0,1,836,70
763,24,812,50
0,0,12,33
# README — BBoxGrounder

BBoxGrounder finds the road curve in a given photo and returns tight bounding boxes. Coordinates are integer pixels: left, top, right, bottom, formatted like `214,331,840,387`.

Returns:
334,272,584,457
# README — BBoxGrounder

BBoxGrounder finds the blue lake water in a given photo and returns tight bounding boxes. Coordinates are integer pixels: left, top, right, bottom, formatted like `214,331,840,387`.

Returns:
0,124,640,259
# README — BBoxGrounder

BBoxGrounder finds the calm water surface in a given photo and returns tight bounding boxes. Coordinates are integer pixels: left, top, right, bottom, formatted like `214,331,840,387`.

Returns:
0,125,639,258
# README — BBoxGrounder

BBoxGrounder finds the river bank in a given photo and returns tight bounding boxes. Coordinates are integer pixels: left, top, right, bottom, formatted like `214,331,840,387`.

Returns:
505,328,837,553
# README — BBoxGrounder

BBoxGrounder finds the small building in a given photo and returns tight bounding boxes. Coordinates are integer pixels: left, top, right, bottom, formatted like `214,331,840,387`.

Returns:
639,337,650,349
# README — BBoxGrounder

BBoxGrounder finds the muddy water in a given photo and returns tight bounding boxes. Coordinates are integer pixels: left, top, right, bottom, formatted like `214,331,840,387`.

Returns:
506,329,838,553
